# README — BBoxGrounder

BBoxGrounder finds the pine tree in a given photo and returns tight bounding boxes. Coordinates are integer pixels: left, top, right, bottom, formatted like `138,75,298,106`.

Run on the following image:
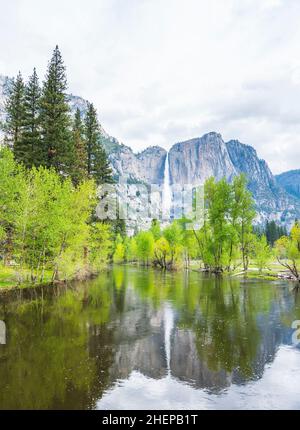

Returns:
4,72,26,160
22,68,42,168
40,45,72,173
84,102,113,185
94,136,114,184
265,220,287,246
84,102,98,178
71,108,88,186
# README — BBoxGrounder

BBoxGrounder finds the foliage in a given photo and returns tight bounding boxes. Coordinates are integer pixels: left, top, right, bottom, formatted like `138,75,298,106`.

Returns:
84,102,113,185
191,175,255,273
136,231,155,265
265,220,287,246
275,222,300,281
2,46,112,187
39,45,73,173
0,147,113,284
71,108,88,186
112,176,262,273
113,234,125,263
4,72,26,155
22,68,42,167
252,235,273,273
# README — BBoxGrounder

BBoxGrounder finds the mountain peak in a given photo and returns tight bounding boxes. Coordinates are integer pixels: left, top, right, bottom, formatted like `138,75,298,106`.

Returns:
202,131,223,140
276,169,300,200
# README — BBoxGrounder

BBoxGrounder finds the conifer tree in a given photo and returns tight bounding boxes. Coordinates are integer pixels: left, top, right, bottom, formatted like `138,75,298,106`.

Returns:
71,108,87,186
84,102,113,185
22,68,42,168
40,45,72,173
4,72,26,160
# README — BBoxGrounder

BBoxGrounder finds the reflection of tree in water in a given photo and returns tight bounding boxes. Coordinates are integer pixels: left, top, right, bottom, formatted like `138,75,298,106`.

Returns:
127,268,276,380
191,279,261,378
0,278,117,409
280,288,300,343
0,267,295,409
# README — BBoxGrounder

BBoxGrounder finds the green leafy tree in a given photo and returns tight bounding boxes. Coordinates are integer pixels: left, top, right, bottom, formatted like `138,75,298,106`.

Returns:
231,175,256,271
192,175,256,273
205,177,232,272
253,235,273,273
0,148,26,265
153,237,170,269
150,219,161,240
126,237,138,262
163,222,183,267
113,242,126,264
136,231,154,265
88,222,112,271
275,222,300,282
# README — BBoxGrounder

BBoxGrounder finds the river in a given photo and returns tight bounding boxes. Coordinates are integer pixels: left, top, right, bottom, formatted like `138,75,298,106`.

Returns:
0,266,299,410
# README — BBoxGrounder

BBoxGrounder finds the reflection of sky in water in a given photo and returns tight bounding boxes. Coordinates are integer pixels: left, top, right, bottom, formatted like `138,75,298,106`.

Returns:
0,267,300,409
98,346,300,410
98,290,300,410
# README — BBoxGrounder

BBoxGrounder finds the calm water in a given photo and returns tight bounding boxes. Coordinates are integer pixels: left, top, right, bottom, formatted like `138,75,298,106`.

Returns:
0,266,300,410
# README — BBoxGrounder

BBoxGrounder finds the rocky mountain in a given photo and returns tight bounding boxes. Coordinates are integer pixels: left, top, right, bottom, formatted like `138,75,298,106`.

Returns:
104,131,300,226
276,170,300,200
103,141,166,185
168,132,236,185
1,74,299,228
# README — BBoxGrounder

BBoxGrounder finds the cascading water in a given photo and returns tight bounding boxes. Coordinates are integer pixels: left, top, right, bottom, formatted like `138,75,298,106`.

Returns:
162,152,172,220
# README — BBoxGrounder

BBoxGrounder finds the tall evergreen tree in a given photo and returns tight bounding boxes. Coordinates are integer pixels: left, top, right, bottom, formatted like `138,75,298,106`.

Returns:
265,220,287,246
84,102,112,185
71,108,87,186
22,68,42,168
40,45,72,173
4,72,26,160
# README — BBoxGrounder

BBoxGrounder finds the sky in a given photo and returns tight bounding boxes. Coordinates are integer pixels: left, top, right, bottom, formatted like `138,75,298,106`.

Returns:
0,0,300,173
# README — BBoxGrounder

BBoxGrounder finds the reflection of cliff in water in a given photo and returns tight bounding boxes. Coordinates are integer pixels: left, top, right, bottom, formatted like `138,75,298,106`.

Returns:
0,268,298,409
103,285,296,392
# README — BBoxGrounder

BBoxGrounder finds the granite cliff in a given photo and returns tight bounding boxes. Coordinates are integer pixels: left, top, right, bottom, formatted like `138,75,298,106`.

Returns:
1,74,299,227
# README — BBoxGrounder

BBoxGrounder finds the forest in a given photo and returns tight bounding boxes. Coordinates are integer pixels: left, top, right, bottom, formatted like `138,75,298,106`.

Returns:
0,46,300,287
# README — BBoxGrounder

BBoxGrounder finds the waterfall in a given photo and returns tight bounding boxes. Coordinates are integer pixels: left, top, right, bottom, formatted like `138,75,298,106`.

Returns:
164,303,174,377
162,152,172,220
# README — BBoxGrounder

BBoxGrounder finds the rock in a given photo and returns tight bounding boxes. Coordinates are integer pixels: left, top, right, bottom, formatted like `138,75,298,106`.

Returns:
168,132,236,185
276,169,300,200
1,74,299,229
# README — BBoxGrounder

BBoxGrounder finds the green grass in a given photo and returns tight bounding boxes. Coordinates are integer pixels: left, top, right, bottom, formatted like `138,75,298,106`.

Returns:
0,266,54,290
0,266,17,289
188,259,291,281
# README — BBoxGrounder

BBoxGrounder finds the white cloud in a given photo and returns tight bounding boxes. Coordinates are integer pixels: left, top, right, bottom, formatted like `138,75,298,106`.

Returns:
1,0,300,173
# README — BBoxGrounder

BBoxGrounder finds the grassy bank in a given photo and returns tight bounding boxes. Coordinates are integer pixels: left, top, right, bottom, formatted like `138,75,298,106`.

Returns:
0,267,16,289
0,265,54,291
189,260,296,282
0,260,296,293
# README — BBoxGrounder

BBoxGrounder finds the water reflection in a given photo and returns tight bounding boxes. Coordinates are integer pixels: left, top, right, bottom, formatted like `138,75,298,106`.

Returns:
0,267,299,409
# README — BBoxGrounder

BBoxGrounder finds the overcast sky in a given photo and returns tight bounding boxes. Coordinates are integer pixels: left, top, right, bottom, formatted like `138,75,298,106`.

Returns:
1,0,300,173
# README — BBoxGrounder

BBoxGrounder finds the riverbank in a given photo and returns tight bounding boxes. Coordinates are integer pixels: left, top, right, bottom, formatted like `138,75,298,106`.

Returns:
0,265,103,294
0,266,54,294
0,260,298,294
0,265,299,410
